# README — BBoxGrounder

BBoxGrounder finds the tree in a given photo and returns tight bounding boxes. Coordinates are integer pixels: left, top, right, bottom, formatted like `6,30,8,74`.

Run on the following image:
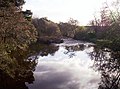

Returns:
68,18,79,26
32,17,62,43
0,0,38,88
58,18,79,38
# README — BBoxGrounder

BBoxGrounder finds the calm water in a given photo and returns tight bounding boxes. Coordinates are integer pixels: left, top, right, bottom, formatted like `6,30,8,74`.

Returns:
1,39,119,89
27,38,100,89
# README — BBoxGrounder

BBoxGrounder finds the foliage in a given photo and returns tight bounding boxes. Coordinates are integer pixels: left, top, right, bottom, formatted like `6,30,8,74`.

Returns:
0,0,38,88
22,10,33,21
0,0,25,7
87,0,120,50
90,47,120,89
32,17,62,43
68,18,79,26
58,19,97,42
32,17,61,36
74,26,96,42
58,21,78,38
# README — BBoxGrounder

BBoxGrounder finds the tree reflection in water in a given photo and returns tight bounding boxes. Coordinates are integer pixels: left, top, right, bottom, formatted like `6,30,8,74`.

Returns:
0,43,59,89
29,43,59,56
0,46,38,89
90,46,120,89
64,44,85,58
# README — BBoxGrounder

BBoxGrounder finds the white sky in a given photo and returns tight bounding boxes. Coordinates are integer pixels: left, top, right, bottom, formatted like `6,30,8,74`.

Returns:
23,0,114,25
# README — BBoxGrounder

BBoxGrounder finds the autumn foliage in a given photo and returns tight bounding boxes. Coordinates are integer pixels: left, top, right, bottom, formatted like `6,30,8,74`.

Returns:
0,0,37,84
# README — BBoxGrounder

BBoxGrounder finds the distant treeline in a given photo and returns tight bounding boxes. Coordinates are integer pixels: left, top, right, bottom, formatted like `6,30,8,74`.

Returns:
32,16,120,51
32,0,120,51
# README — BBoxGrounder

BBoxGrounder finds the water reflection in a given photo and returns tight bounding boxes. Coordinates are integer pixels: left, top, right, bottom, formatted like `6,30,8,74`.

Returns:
27,41,100,89
0,43,57,89
29,43,59,56
64,44,85,58
65,44,85,51
0,49,37,89
90,46,120,89
1,38,119,89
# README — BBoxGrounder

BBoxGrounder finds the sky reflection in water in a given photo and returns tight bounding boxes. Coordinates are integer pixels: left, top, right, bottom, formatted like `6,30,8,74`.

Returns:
27,42,100,89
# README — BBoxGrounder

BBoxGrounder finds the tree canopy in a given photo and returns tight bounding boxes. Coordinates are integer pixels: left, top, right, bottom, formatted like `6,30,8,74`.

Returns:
0,0,25,7
0,0,38,88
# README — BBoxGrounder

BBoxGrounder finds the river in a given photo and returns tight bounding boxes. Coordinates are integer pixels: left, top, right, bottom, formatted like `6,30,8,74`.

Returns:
0,38,120,89
26,38,101,89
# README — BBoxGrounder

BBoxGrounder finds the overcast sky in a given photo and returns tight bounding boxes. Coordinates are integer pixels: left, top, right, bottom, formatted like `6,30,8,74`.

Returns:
23,0,114,25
